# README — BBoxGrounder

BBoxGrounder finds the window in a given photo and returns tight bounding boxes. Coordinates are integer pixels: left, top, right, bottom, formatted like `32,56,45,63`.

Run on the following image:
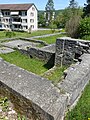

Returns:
6,19,8,22
22,19,27,23
21,11,27,16
31,25,34,29
30,12,34,17
3,11,10,16
30,19,34,23
23,26,28,29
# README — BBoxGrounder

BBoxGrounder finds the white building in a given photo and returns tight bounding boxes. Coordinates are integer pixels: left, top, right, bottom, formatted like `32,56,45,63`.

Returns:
0,3,38,31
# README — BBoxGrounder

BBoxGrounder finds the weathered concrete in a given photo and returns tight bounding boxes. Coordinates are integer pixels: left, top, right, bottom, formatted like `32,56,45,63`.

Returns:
0,47,15,54
58,53,90,106
2,40,39,49
0,58,67,120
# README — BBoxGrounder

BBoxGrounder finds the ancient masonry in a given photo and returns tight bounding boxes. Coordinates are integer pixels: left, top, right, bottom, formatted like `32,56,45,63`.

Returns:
0,37,90,120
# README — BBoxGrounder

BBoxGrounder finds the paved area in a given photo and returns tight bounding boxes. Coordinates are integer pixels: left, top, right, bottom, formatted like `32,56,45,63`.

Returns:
0,47,15,54
30,32,65,39
2,40,39,49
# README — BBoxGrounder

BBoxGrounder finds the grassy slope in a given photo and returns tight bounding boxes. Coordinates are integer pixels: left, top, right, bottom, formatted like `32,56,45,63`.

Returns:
0,30,58,40
42,66,67,84
37,34,66,44
0,51,48,75
65,81,90,120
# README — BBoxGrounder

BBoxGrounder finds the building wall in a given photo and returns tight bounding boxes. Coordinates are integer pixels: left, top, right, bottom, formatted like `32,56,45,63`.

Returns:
0,4,38,31
27,5,38,31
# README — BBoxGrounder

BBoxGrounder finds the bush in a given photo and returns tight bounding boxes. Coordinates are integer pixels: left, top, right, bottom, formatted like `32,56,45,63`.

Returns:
49,21,57,33
5,31,16,38
65,15,81,38
79,17,90,38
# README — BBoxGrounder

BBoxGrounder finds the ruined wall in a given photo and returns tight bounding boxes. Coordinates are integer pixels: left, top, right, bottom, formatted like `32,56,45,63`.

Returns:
55,37,90,66
58,53,90,106
0,58,67,120
19,44,55,66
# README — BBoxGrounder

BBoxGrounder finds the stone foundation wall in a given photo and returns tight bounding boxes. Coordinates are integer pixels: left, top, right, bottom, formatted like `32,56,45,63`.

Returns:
19,44,55,66
0,58,67,120
55,37,90,66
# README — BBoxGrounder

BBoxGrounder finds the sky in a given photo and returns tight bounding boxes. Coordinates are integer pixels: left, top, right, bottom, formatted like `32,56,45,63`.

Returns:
0,0,87,10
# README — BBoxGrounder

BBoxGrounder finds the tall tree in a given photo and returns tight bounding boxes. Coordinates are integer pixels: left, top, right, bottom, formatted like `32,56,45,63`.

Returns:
83,0,90,17
45,0,55,24
68,0,78,14
69,0,78,8
45,0,54,11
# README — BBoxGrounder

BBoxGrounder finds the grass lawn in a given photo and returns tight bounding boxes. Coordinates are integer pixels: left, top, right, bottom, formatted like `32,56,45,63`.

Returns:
0,30,59,40
0,51,49,75
37,33,66,44
65,81,90,120
0,50,66,83
42,66,67,84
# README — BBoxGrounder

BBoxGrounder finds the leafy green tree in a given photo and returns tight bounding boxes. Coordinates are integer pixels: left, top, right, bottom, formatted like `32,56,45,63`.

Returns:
83,0,90,17
49,20,57,33
79,17,90,38
38,11,46,27
68,0,78,15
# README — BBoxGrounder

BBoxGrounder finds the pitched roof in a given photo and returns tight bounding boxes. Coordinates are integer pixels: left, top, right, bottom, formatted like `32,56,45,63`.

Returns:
0,4,33,10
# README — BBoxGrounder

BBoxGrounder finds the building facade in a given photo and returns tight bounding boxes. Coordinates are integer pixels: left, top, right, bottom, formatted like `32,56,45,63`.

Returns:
0,4,38,31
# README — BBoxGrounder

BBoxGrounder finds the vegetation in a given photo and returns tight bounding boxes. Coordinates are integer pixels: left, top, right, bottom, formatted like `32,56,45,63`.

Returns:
79,17,90,38
65,14,81,38
83,0,90,17
42,66,67,84
65,81,90,120
49,20,57,33
0,51,49,75
0,30,59,40
37,34,66,44
0,50,66,83
45,0,55,24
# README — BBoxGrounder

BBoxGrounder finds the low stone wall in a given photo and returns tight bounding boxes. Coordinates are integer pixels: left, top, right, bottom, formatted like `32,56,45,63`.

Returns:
55,37,90,66
0,58,67,120
0,53,90,119
58,53,90,106
20,37,48,46
19,44,55,66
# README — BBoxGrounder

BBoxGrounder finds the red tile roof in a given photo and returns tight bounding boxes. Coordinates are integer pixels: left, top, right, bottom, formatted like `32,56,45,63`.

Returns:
0,4,33,10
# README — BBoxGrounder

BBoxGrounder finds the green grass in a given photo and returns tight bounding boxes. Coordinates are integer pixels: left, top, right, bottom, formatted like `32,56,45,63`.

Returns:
0,50,66,83
0,30,59,40
82,35,90,40
37,34,66,44
42,66,67,84
65,81,90,120
0,51,49,75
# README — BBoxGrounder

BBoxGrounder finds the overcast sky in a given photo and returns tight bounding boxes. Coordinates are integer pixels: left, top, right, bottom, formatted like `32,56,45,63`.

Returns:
0,0,87,10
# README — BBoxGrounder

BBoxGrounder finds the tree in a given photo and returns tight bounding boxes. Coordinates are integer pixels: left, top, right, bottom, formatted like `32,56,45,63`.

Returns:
68,0,78,14
69,0,78,8
45,0,55,24
83,0,90,17
65,15,81,38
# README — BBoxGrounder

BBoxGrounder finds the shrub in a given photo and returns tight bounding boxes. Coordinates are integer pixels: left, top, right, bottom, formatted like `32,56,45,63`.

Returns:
65,15,81,38
49,21,57,33
79,17,90,38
